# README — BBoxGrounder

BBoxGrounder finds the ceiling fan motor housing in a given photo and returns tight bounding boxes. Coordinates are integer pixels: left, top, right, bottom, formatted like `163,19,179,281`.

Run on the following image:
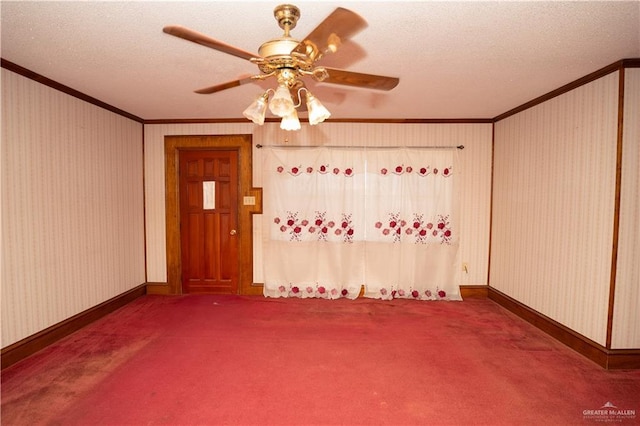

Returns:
256,36,314,75
256,4,314,75
258,37,300,62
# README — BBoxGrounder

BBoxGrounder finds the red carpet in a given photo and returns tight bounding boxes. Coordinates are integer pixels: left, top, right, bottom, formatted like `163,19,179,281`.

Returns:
2,295,639,425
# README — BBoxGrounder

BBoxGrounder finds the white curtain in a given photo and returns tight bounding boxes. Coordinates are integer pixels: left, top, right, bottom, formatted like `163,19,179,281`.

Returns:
262,147,461,301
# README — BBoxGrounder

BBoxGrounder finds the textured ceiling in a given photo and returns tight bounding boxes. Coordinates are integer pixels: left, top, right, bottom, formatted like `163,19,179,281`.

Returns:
1,1,639,121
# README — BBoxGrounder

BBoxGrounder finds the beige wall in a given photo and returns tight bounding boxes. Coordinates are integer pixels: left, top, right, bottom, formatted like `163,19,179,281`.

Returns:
492,72,620,347
4,61,636,352
144,122,493,288
612,69,640,349
1,69,146,347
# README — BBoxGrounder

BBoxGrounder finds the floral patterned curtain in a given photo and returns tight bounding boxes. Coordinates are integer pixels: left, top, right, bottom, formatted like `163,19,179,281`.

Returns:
262,147,461,301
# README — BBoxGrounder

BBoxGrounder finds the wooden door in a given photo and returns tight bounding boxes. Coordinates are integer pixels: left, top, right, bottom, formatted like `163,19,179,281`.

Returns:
179,150,238,294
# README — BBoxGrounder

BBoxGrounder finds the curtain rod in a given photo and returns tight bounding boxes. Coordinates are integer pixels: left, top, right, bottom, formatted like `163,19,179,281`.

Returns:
255,144,464,150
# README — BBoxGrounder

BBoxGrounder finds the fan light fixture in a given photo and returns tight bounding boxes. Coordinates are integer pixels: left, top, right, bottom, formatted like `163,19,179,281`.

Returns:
242,93,270,125
268,84,295,117
305,91,331,125
243,85,331,131
280,109,302,131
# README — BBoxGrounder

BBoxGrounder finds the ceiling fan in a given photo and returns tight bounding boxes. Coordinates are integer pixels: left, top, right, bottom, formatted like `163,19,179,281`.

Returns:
163,4,399,129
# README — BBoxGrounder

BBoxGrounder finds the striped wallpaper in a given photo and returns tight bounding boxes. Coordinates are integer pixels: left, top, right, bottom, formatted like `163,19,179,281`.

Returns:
612,69,640,349
492,72,620,346
144,122,493,288
5,61,636,352
1,69,145,347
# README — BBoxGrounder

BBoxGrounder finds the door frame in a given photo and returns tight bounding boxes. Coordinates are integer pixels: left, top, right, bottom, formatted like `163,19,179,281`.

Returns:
164,134,262,295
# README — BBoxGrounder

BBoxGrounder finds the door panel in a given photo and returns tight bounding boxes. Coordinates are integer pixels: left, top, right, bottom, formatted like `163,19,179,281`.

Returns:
179,150,239,294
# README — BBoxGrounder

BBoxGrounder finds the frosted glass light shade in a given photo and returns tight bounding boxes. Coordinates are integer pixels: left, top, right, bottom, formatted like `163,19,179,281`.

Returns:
242,94,269,125
306,92,331,125
280,110,301,131
268,85,295,117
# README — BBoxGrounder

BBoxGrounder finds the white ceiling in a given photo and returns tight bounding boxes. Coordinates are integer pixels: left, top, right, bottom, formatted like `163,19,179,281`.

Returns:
1,1,639,121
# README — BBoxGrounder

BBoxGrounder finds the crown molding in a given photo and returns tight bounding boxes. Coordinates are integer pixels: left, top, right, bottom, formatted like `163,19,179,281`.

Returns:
4,57,638,125
1,58,144,123
493,58,639,122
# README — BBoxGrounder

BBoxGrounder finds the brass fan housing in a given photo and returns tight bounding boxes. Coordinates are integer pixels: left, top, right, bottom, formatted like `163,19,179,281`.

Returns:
256,37,313,73
254,4,314,75
258,37,299,61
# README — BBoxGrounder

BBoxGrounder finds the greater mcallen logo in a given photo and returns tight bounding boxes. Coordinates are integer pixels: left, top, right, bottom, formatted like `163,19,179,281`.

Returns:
583,401,636,422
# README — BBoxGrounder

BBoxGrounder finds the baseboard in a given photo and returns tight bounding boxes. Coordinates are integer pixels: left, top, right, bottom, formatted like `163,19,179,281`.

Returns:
488,287,640,370
146,282,173,295
460,285,489,298
145,282,264,295
1,284,147,370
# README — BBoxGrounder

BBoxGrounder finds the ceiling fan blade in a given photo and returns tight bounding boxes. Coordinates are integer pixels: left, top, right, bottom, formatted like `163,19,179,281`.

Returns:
317,67,399,91
194,76,255,94
292,8,368,61
163,25,258,61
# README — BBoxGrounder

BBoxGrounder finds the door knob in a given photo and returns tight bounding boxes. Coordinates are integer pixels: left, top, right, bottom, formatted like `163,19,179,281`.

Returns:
230,229,237,236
